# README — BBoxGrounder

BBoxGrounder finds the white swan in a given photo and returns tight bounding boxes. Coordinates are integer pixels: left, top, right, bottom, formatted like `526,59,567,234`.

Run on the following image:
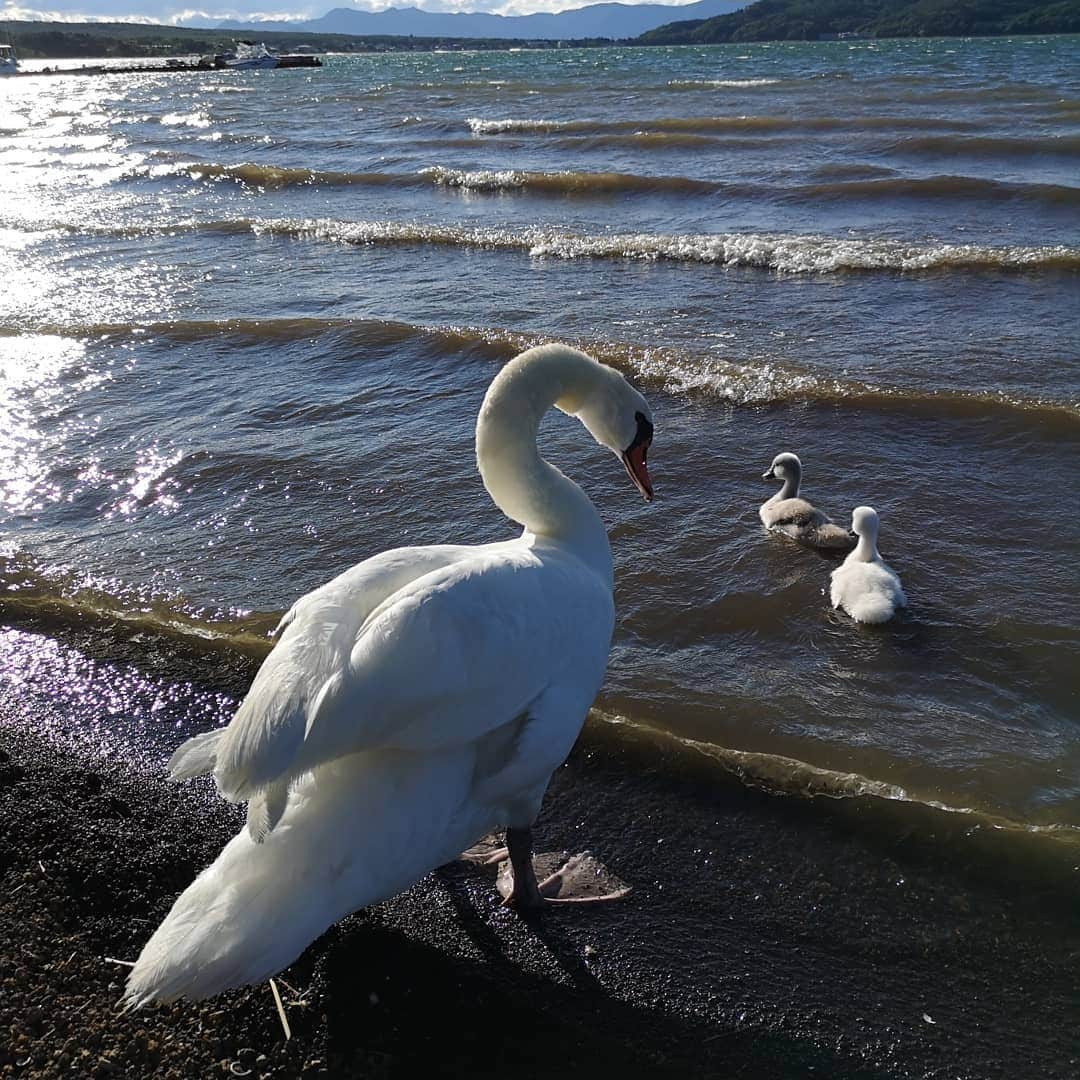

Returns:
760,452,855,552
124,343,655,1006
829,506,906,624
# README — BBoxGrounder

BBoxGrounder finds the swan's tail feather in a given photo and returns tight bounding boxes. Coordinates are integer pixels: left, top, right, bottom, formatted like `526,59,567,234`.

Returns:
848,592,896,624
124,830,331,1007
246,779,290,842
813,523,857,550
126,748,479,1007
167,729,226,781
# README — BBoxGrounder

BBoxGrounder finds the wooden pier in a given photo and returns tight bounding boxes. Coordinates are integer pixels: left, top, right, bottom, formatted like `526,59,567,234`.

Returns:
15,54,322,77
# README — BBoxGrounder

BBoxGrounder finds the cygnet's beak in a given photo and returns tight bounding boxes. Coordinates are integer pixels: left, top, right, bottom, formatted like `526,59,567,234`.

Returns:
762,467,777,480
622,413,654,502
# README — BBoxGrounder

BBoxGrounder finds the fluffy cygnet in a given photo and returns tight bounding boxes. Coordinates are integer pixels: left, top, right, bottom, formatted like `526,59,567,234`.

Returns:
830,506,907,624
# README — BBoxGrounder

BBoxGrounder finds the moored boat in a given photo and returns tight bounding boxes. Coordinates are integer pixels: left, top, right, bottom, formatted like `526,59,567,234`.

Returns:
0,44,19,75
218,41,278,70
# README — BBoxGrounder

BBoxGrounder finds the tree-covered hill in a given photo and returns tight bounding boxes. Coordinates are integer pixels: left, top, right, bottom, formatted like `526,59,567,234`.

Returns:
0,20,609,59
638,0,1080,44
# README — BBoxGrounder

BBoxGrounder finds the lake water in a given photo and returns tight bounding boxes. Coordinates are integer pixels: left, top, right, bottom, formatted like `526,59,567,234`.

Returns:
1,37,1078,860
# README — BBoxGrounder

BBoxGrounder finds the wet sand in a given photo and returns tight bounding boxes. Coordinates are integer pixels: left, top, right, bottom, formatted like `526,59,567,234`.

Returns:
2,631,1078,1080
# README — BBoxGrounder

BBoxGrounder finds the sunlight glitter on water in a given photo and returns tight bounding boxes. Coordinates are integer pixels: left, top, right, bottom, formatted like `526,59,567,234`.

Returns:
0,335,97,516
0,39,1078,845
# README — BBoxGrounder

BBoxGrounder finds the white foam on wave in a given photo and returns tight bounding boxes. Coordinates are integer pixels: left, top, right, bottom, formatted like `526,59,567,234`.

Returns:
159,111,212,129
466,116,568,134
419,166,526,190
255,217,1079,275
622,347,827,403
523,228,1076,273
590,707,1080,841
668,78,782,88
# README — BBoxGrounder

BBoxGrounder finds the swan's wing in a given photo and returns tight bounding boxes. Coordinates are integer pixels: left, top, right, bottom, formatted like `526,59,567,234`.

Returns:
829,565,845,608
216,545,613,803
764,497,825,528
171,544,482,795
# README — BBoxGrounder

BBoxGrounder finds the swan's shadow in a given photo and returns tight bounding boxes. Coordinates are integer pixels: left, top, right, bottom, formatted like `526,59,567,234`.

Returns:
432,856,602,995
313,881,851,1075
312,860,878,1079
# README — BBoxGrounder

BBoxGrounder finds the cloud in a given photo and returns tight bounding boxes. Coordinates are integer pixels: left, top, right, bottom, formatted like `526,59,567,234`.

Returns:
2,0,706,26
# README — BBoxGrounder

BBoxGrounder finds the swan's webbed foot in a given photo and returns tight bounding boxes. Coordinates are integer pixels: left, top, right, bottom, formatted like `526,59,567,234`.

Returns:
498,827,631,910
457,835,509,866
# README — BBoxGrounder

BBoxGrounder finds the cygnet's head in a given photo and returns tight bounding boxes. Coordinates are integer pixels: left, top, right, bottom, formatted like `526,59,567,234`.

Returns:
762,452,801,483
851,505,880,538
572,363,654,502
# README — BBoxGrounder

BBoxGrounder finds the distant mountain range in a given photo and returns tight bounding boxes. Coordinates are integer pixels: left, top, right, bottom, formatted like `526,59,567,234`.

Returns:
215,1,748,41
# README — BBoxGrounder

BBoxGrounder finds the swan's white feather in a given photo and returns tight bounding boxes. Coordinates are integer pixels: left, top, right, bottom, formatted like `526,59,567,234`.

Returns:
126,344,648,1007
126,747,478,1005
830,507,906,624
208,544,482,799
213,541,611,801
166,728,225,781
126,547,611,1005
830,560,906,623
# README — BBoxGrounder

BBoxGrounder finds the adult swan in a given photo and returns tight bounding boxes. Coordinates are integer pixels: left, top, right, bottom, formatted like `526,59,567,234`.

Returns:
125,343,655,1006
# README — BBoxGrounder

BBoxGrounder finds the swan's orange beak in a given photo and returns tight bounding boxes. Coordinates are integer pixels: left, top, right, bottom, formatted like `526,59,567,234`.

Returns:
622,443,653,502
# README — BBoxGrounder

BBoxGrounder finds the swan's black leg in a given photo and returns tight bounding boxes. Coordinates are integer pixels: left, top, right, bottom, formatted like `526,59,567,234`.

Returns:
499,828,631,908
506,826,545,911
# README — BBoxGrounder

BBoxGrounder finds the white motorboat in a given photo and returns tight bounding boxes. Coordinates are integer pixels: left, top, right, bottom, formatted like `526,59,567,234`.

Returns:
0,44,19,75
220,42,278,70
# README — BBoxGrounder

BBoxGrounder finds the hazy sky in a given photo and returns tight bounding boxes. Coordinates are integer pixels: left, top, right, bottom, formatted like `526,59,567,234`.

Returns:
1,0,703,24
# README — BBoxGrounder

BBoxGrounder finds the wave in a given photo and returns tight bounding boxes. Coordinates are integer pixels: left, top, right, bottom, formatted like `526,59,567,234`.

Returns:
418,165,717,196
466,114,983,136
590,709,1080,848
241,217,1080,275
10,317,1078,431
888,133,1080,160
666,78,781,88
797,174,1080,207
136,160,718,198
137,161,407,190
17,212,1080,278
0,551,277,658
158,111,211,129
147,160,1080,213
551,131,783,151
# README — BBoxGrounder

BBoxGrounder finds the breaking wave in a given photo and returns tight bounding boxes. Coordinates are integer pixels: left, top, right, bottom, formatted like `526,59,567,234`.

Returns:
590,709,1080,847
666,78,782,88
135,160,718,197
0,551,277,658
419,165,717,195
9,318,1077,428
466,113,984,136
243,217,1080,275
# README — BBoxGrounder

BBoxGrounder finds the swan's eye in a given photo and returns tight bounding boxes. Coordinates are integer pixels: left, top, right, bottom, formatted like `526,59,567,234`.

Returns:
630,411,654,453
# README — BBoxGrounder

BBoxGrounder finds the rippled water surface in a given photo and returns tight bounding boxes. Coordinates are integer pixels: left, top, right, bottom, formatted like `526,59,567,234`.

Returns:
1,38,1078,848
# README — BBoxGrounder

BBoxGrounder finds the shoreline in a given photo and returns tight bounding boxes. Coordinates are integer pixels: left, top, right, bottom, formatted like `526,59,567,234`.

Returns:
2,651,1079,1078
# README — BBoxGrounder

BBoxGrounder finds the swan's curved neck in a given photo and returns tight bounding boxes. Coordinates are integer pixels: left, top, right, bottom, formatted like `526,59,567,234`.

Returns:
769,466,800,503
476,350,612,580
778,473,799,500
853,532,879,562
